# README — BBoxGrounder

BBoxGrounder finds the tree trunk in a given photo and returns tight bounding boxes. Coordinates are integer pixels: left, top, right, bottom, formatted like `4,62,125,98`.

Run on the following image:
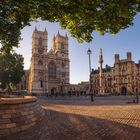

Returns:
7,83,12,95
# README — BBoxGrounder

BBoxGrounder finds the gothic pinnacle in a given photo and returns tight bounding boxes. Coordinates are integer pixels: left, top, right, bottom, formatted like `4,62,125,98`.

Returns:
34,26,38,31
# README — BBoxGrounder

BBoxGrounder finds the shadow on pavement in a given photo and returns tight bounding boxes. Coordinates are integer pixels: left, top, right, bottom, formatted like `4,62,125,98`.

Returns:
39,96,139,106
2,107,140,140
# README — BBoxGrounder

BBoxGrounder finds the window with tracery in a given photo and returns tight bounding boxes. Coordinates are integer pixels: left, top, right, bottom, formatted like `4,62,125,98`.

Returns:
62,62,65,68
38,60,43,65
40,80,43,87
48,62,56,78
39,37,42,46
38,48,43,54
38,70,43,77
61,42,64,50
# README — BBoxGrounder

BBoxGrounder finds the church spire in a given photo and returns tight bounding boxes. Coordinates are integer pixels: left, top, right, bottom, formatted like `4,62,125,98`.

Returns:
57,30,60,37
34,26,38,32
53,35,55,40
65,33,68,39
44,28,48,35
52,35,56,51
44,28,47,32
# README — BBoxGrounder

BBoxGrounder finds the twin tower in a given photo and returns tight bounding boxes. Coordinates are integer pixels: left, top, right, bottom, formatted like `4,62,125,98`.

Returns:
28,27,70,95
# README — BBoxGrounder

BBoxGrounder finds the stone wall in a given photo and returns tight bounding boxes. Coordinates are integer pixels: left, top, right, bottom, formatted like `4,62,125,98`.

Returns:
0,97,45,137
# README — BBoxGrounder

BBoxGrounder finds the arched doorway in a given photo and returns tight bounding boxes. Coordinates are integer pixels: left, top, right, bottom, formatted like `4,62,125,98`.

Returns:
51,88,56,95
121,87,127,95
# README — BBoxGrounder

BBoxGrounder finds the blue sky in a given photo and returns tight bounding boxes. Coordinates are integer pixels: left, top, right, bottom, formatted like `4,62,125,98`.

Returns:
16,14,140,84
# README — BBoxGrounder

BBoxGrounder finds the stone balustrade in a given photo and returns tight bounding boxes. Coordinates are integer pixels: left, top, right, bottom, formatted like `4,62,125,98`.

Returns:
0,96,45,137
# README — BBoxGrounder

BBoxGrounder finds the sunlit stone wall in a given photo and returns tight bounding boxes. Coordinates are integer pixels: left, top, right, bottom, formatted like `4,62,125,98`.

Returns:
0,97,45,137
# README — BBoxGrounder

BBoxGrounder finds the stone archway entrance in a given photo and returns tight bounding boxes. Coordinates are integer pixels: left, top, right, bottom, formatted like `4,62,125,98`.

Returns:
51,88,56,95
121,87,127,95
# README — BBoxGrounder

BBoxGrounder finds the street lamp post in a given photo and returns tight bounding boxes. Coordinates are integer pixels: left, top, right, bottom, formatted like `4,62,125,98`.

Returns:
61,81,63,96
87,48,94,102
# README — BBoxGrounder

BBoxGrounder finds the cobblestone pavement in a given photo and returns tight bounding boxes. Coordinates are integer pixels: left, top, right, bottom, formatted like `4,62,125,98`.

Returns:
1,97,140,140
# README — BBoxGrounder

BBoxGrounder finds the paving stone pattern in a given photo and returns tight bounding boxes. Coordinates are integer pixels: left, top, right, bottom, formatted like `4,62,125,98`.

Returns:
1,98,140,140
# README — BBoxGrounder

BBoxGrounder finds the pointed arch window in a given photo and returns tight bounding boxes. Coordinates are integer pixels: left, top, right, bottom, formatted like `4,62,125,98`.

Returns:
40,80,43,87
38,60,43,66
38,70,43,77
39,37,42,46
48,61,56,78
62,62,65,68
61,42,64,50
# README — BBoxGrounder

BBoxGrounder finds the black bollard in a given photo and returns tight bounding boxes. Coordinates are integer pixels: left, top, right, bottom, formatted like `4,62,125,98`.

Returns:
91,94,94,102
136,93,139,103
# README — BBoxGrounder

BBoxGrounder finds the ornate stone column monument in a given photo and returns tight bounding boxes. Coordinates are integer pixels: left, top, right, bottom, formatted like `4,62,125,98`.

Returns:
98,48,104,95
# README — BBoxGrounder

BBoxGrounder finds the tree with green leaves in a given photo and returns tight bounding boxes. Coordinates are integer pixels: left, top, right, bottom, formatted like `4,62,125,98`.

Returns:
0,0,140,52
0,51,24,94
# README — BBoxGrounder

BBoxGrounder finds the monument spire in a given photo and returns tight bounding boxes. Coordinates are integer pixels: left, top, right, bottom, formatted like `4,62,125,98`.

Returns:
98,48,104,95
44,28,48,34
52,35,56,51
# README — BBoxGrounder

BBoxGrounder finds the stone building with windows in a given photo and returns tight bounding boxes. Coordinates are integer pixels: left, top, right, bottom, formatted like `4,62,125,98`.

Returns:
91,65,114,95
67,81,89,96
24,27,70,95
20,28,90,96
91,50,140,95
114,52,140,95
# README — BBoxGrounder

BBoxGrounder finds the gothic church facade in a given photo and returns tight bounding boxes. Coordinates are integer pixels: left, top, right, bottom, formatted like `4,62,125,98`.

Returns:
27,27,69,95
